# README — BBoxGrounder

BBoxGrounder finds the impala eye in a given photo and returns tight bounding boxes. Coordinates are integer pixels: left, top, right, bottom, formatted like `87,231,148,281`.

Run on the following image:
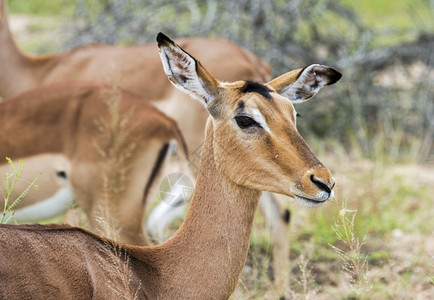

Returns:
234,116,260,129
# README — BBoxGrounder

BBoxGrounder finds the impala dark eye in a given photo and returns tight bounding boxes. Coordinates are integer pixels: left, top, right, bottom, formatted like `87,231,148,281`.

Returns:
234,116,260,129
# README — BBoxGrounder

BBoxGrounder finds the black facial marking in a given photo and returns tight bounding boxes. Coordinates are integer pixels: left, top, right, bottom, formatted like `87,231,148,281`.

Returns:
240,81,272,99
237,100,245,109
265,136,271,145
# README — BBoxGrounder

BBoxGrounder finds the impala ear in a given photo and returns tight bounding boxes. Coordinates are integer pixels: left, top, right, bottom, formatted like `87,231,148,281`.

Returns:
157,32,220,108
268,64,342,103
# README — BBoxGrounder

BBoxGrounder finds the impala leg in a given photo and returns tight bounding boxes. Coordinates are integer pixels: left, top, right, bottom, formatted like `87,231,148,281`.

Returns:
259,192,291,299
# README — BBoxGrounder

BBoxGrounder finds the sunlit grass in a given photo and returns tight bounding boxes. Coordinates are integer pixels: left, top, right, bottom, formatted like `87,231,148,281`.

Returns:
8,0,74,16
1,158,40,224
341,0,433,31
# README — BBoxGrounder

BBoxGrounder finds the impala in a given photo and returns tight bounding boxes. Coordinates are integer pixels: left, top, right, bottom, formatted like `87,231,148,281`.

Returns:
2,1,334,294
1,0,294,292
0,83,185,245
0,33,341,299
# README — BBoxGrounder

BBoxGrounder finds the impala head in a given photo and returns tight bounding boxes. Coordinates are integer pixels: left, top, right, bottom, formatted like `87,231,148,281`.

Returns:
157,33,341,207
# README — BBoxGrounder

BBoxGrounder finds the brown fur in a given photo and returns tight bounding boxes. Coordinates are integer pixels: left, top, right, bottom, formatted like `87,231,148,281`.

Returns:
0,35,339,299
0,83,185,245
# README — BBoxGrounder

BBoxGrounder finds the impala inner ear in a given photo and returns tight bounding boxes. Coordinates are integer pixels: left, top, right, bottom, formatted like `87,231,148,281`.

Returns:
157,32,220,109
268,64,342,103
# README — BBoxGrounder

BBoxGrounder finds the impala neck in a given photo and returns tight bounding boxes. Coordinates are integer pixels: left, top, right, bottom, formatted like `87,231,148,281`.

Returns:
0,2,42,98
133,120,261,298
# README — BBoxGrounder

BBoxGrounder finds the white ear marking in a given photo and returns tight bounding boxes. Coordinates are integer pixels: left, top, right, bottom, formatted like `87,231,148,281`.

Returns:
279,64,341,103
158,43,215,107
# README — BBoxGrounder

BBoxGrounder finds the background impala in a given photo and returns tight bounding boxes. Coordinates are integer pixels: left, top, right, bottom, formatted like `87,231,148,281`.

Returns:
0,82,186,246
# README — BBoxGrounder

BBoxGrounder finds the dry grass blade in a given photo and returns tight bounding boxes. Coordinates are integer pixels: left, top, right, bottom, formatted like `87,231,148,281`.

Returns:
91,74,140,298
329,199,372,298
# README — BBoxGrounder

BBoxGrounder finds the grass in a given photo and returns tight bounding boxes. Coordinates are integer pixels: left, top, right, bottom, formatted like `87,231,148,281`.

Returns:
1,158,40,224
9,0,432,31
234,153,434,298
330,203,372,298
341,0,433,47
341,0,433,31
8,0,74,16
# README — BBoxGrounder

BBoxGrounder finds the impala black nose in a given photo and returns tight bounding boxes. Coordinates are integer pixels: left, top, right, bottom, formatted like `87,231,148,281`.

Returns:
310,175,334,194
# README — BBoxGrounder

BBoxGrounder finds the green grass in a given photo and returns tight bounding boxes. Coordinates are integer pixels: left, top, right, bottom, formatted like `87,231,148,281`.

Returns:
1,158,40,224
8,0,74,16
296,0,434,48
341,0,433,31
9,0,433,33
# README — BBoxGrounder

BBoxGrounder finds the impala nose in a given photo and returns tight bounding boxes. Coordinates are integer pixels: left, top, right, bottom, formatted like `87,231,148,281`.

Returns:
310,175,335,195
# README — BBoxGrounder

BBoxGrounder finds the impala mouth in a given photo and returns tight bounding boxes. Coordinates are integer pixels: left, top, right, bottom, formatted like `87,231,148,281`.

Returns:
294,195,327,208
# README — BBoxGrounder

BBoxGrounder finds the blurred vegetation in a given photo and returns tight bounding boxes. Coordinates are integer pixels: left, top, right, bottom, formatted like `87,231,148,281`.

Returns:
58,0,433,163
8,0,74,15
8,1,434,163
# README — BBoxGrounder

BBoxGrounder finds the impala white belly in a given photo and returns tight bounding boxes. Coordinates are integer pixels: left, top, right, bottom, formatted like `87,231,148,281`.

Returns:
0,154,73,222
4,187,75,223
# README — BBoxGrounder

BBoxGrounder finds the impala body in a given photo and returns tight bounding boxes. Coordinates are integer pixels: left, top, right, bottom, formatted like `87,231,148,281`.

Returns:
0,83,185,245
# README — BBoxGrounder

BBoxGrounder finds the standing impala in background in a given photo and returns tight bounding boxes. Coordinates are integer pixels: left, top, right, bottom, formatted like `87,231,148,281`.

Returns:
0,83,185,245
0,32,341,300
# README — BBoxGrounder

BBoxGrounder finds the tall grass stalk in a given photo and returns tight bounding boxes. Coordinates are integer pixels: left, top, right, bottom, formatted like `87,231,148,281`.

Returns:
93,76,139,299
1,158,40,224
330,199,372,298
289,253,318,300
95,214,140,300
93,70,136,238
